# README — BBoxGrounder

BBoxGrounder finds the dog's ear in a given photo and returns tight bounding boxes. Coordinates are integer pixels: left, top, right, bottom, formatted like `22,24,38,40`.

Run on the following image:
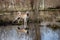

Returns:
26,11,29,16
26,11,29,14
17,11,21,15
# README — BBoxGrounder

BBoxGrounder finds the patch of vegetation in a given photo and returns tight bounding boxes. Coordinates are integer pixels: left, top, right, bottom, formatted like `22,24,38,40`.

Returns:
56,6,60,9
19,21,24,25
48,6,60,9
12,21,24,25
0,20,9,26
56,20,60,22
47,24,60,30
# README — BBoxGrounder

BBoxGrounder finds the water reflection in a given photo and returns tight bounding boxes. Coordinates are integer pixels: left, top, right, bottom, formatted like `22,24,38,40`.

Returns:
0,22,60,40
40,22,60,40
0,25,35,40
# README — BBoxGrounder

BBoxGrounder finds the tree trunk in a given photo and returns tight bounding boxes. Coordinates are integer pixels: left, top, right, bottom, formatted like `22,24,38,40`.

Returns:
34,0,41,40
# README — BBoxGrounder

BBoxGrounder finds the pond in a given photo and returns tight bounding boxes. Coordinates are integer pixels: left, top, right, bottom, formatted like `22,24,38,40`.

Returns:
0,24,35,40
40,22,60,40
0,23,60,40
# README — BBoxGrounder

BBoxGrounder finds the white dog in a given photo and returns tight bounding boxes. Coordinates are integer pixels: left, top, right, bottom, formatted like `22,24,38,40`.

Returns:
13,11,29,28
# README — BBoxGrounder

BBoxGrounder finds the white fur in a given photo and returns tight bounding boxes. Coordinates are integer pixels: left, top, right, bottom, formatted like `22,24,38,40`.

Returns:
13,11,29,28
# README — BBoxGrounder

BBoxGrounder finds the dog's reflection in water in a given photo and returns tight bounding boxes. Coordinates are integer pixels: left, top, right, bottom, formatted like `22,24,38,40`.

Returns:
17,27,29,34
